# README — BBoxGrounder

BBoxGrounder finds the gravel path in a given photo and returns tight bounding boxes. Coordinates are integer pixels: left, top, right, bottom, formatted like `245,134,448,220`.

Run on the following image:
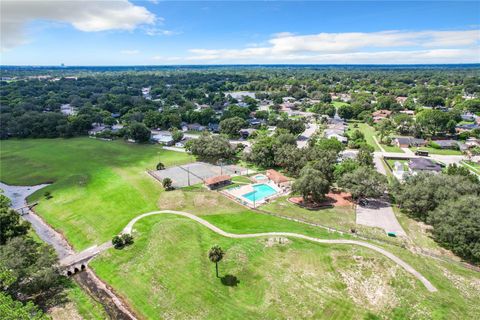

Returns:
122,210,437,292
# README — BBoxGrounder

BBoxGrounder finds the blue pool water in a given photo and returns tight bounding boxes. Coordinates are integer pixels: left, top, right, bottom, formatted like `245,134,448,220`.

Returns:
242,184,277,202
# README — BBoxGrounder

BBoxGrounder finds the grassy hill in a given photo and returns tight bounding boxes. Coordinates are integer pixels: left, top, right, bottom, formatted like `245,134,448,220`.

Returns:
2,138,479,319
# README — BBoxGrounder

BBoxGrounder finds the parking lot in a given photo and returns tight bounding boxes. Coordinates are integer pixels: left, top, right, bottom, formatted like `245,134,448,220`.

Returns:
150,162,249,188
356,198,406,236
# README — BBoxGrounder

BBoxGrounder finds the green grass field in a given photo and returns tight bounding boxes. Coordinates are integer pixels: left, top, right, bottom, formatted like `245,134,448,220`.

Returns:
91,214,480,319
263,196,355,230
347,123,404,153
332,101,350,108
3,138,480,319
0,138,194,250
409,147,463,155
462,161,480,175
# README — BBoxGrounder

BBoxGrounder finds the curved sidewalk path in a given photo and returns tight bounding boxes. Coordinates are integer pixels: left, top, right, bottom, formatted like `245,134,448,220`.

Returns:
122,210,437,293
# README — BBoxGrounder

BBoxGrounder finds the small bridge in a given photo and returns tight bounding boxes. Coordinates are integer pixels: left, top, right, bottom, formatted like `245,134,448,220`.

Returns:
60,242,112,275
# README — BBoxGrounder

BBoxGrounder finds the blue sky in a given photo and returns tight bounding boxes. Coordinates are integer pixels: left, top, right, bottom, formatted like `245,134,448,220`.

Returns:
1,1,479,65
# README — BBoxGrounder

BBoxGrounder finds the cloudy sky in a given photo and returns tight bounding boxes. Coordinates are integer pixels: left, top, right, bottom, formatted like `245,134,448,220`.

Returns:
1,0,479,65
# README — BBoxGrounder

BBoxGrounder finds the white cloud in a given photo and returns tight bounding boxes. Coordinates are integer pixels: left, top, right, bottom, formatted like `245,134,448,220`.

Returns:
120,49,140,55
182,29,480,64
1,0,156,50
145,28,181,36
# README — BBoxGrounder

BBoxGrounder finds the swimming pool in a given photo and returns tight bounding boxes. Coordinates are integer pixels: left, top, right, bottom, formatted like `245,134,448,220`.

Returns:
253,174,268,181
242,184,277,202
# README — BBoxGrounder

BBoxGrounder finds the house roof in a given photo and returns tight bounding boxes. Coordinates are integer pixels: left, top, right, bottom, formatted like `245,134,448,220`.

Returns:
372,109,393,117
408,158,442,172
395,137,426,145
266,169,289,184
433,140,459,148
204,175,231,186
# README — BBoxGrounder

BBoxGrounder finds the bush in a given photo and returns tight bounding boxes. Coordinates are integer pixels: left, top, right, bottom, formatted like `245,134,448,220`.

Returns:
428,141,441,149
162,177,173,190
156,162,165,170
44,191,52,200
112,235,124,249
121,233,134,246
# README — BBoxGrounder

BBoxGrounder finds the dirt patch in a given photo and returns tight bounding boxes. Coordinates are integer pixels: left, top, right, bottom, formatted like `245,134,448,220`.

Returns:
49,302,83,320
333,252,399,311
158,190,186,209
289,191,353,209
192,193,219,209
442,267,480,300
264,236,291,247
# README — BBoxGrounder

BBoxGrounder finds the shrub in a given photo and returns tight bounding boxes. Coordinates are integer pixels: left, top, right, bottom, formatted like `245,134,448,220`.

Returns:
162,177,173,190
121,233,134,246
156,162,165,170
112,235,124,249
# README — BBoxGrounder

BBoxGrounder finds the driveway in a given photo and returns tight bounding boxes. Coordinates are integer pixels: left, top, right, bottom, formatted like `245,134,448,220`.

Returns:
356,199,406,237
297,122,318,148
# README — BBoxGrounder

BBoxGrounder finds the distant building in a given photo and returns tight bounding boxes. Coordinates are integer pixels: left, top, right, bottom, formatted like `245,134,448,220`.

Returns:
432,140,461,150
88,124,107,136
183,123,206,131
372,110,393,123
151,131,174,145
208,123,220,133
394,137,426,148
239,128,257,139
396,96,408,106
60,104,77,116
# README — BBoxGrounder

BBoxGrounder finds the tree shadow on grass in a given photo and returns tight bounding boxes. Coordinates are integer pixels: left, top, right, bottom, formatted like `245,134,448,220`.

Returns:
221,274,240,287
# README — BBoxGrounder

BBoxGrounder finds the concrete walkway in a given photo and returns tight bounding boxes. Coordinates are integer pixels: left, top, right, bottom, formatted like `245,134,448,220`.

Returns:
120,210,437,292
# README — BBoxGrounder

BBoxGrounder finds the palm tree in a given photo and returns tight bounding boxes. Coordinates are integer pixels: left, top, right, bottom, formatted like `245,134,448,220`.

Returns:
208,245,225,278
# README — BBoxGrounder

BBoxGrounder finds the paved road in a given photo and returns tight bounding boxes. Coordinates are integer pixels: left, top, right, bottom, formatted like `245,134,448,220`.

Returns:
356,199,407,237
119,210,437,292
0,182,74,259
297,122,318,148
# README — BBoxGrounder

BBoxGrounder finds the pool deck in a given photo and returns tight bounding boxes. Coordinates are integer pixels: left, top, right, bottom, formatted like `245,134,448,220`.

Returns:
223,181,284,208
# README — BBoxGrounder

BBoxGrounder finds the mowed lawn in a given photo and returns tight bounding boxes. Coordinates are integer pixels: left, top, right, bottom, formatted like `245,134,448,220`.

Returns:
409,147,463,155
0,138,194,250
348,122,404,153
91,214,480,320
262,196,355,230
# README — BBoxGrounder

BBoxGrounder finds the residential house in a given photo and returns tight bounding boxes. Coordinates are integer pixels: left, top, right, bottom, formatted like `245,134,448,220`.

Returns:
247,118,265,127
208,123,220,133
151,131,174,145
408,158,442,174
461,113,476,122
88,124,107,136
183,123,206,131
432,140,461,150
465,137,480,148
399,110,415,116
239,128,257,139
456,123,480,133
111,124,124,132
396,96,408,106
60,104,77,116
372,109,393,123
393,137,426,148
